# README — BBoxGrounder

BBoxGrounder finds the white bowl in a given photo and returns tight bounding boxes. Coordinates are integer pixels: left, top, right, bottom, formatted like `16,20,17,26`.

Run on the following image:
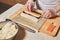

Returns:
0,21,18,40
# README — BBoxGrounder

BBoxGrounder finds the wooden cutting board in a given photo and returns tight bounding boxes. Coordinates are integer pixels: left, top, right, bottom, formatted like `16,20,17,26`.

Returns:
39,17,60,36
8,6,60,37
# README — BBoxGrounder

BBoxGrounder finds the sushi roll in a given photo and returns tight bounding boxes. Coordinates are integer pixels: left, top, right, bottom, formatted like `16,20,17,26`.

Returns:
20,9,42,22
24,10,42,19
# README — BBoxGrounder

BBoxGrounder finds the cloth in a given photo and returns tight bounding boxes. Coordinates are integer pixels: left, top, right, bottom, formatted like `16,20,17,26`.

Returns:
37,0,60,10
36,0,60,15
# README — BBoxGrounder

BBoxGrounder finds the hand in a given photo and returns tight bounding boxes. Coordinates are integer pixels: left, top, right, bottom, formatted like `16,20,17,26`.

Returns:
42,9,56,18
25,0,34,12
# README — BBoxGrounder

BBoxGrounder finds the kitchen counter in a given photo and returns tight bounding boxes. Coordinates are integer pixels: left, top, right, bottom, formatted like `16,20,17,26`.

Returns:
0,3,60,40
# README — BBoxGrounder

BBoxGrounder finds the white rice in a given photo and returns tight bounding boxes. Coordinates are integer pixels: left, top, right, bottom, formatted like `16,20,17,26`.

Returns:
0,22,18,39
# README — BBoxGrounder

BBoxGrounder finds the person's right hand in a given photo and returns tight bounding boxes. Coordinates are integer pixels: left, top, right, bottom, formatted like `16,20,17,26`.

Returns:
42,9,56,18
25,0,34,12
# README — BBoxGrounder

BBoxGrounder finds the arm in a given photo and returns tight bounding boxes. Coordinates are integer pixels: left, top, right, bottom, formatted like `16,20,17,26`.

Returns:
55,4,60,12
54,4,60,16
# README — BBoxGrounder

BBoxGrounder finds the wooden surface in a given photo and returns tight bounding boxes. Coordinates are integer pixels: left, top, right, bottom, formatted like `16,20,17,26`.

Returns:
39,18,60,36
0,3,12,14
9,7,46,32
13,25,26,40
0,0,16,5
0,0,27,5
8,7,60,37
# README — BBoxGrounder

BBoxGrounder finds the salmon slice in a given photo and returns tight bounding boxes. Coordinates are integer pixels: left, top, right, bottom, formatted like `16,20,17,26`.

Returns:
24,10,41,18
47,23,56,32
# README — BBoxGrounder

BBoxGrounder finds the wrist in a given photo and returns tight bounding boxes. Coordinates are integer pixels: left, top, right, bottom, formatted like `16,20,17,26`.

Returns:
51,8,60,16
55,5,60,13
50,9,57,16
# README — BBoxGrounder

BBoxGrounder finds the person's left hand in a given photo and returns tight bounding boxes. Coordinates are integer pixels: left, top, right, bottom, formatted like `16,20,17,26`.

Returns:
42,9,56,18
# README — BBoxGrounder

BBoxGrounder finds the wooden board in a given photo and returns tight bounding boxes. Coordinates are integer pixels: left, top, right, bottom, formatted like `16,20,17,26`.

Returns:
8,6,46,32
8,6,60,37
39,17,60,36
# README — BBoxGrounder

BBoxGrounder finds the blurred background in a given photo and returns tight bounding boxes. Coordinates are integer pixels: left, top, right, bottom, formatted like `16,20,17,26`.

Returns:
0,0,27,14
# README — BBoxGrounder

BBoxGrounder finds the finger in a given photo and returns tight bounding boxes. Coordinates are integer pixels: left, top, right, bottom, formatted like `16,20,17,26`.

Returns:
41,11,45,17
29,4,32,12
31,4,34,11
45,12,51,18
43,11,48,18
25,4,29,11
46,15,50,18
27,4,30,11
45,14,49,18
47,14,53,18
45,10,51,18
